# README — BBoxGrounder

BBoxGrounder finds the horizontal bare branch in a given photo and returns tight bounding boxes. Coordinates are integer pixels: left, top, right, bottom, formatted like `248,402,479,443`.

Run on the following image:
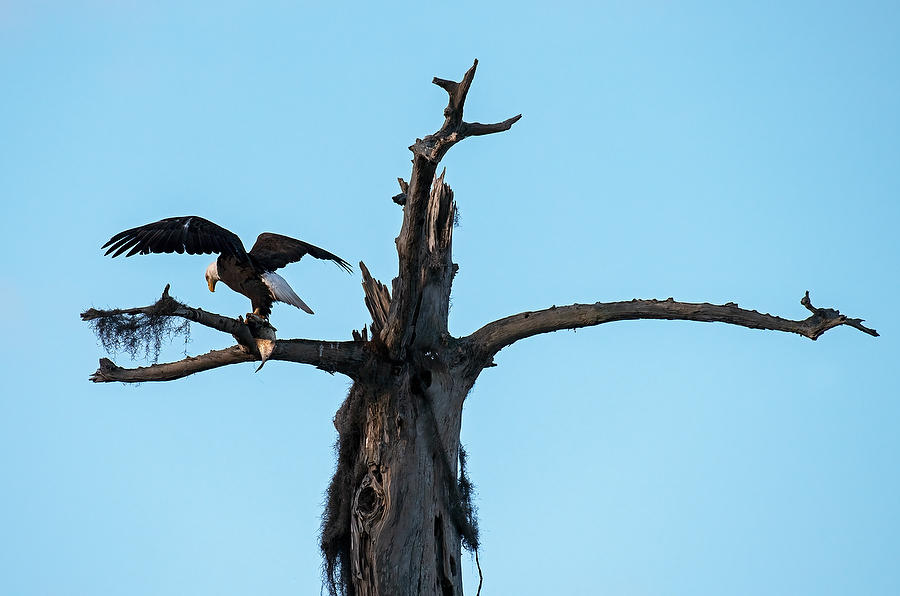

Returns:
90,348,254,382
466,292,878,360
84,285,369,382
89,338,368,383
461,115,523,137
81,285,254,344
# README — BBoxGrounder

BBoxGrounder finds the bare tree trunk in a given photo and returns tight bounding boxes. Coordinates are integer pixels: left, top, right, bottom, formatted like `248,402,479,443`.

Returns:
339,367,470,595
323,164,481,595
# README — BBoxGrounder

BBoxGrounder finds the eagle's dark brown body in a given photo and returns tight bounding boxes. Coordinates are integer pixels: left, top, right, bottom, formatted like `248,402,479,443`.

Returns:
215,254,281,317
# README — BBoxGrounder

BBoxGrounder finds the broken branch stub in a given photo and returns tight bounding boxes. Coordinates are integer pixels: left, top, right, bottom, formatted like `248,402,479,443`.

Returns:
360,262,392,343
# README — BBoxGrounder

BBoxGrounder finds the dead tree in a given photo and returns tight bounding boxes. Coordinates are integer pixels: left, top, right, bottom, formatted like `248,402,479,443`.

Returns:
82,60,877,596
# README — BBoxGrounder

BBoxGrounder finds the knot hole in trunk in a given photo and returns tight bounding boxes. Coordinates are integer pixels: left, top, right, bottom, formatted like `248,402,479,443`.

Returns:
353,470,386,526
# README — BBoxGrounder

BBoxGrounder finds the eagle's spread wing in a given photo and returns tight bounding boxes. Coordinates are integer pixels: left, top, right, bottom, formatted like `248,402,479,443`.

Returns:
102,216,247,258
249,233,352,273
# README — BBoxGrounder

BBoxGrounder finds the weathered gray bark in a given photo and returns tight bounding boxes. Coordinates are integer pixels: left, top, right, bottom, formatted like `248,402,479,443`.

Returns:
321,166,481,596
83,60,877,596
337,362,472,596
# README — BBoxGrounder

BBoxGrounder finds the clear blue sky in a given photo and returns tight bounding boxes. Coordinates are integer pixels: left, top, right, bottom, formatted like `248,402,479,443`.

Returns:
1,2,898,595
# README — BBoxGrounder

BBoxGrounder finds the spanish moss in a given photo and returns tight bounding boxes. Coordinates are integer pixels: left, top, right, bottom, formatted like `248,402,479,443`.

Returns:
88,297,191,364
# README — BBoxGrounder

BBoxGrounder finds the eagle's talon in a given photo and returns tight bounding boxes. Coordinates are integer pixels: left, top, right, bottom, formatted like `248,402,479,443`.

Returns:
246,313,267,324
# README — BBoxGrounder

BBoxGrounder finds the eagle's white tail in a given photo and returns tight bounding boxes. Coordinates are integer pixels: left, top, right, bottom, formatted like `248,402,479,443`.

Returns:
261,272,314,314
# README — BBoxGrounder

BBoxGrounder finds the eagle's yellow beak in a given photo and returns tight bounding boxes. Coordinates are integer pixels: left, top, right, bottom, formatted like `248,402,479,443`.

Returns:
207,279,216,292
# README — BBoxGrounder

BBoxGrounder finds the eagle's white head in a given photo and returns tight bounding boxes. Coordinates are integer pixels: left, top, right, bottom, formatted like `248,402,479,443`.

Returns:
205,260,219,292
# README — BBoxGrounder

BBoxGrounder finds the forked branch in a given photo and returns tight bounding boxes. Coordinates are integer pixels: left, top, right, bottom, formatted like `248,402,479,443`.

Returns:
384,60,520,358
411,59,522,164
467,292,878,361
83,286,367,383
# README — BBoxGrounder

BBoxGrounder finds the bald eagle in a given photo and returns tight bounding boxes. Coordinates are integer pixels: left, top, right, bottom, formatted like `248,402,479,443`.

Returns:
102,216,351,319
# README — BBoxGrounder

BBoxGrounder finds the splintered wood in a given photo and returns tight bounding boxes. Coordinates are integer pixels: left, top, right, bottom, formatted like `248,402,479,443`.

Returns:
359,261,391,341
